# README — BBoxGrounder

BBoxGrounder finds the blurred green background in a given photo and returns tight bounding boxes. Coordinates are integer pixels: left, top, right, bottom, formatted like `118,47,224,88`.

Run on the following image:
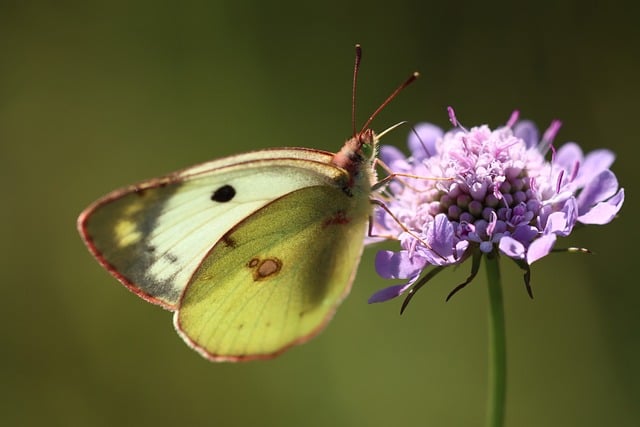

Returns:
2,1,638,426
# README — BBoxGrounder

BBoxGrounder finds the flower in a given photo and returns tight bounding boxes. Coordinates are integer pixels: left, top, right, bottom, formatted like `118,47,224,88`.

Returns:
368,108,624,305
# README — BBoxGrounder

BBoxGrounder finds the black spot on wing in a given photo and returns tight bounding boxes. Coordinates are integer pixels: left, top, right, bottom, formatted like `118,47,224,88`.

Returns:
211,185,236,202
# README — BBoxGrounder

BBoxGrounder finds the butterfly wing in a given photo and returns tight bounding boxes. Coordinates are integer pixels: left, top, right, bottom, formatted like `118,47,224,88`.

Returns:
175,184,372,361
77,148,345,309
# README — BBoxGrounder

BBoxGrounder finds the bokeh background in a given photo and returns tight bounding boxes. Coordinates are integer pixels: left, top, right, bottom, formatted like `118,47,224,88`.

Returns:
2,1,638,426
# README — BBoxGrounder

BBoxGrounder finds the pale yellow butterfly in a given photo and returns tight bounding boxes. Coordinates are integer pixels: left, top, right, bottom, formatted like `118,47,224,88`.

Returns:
77,45,417,361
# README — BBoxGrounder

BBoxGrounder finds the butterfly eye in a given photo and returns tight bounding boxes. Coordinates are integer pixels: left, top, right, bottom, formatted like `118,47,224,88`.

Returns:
211,185,236,202
360,141,375,160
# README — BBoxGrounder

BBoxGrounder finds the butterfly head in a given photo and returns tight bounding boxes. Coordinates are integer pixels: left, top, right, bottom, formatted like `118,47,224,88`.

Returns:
331,128,378,192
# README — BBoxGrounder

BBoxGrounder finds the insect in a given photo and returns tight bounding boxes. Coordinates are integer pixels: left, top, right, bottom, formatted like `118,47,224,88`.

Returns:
77,45,417,361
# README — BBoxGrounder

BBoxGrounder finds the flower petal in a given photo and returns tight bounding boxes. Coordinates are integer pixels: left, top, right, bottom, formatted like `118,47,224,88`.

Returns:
576,170,619,215
527,233,557,264
426,214,454,256
380,145,410,171
555,143,583,171
513,120,539,149
420,214,465,266
375,250,426,279
368,282,414,303
544,198,578,237
578,149,615,183
577,188,625,225
499,236,526,259
511,224,538,243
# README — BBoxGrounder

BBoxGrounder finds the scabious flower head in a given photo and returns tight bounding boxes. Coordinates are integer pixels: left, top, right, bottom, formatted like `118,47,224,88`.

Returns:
368,108,625,304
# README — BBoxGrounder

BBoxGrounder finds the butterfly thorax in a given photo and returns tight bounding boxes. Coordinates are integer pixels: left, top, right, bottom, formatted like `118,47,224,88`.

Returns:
331,129,378,195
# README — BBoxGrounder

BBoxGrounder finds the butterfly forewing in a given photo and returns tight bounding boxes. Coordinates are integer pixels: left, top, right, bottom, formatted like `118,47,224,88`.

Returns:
78,149,348,309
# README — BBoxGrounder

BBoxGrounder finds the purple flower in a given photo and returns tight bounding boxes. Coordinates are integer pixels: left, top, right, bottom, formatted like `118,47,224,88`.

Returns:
368,109,624,304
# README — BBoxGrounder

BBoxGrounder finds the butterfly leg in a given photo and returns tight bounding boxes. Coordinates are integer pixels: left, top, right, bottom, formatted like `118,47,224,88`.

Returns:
372,158,452,193
368,199,449,262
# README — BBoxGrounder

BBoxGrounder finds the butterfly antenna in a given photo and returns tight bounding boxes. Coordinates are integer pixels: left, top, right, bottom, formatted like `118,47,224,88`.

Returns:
359,71,420,135
352,44,363,139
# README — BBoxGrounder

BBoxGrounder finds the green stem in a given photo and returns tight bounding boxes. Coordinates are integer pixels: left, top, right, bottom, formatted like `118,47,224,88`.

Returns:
485,255,506,427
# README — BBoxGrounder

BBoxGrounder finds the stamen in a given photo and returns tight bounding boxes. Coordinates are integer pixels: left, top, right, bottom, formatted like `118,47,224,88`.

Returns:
555,169,564,194
486,211,498,237
543,119,562,143
447,106,469,132
538,119,562,154
547,142,557,183
492,183,503,201
447,106,458,126
570,160,580,182
506,110,520,128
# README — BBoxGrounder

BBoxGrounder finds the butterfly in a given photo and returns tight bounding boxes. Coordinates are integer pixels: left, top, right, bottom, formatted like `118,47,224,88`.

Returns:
77,45,418,361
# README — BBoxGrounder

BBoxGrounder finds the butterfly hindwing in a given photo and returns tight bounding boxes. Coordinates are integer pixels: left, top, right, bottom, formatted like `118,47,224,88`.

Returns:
175,184,372,361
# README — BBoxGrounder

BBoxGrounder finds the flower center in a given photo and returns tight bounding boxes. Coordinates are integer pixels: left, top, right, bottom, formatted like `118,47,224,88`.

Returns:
412,126,546,248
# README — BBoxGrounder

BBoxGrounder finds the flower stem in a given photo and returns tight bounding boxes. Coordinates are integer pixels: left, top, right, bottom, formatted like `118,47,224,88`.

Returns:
485,255,506,427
